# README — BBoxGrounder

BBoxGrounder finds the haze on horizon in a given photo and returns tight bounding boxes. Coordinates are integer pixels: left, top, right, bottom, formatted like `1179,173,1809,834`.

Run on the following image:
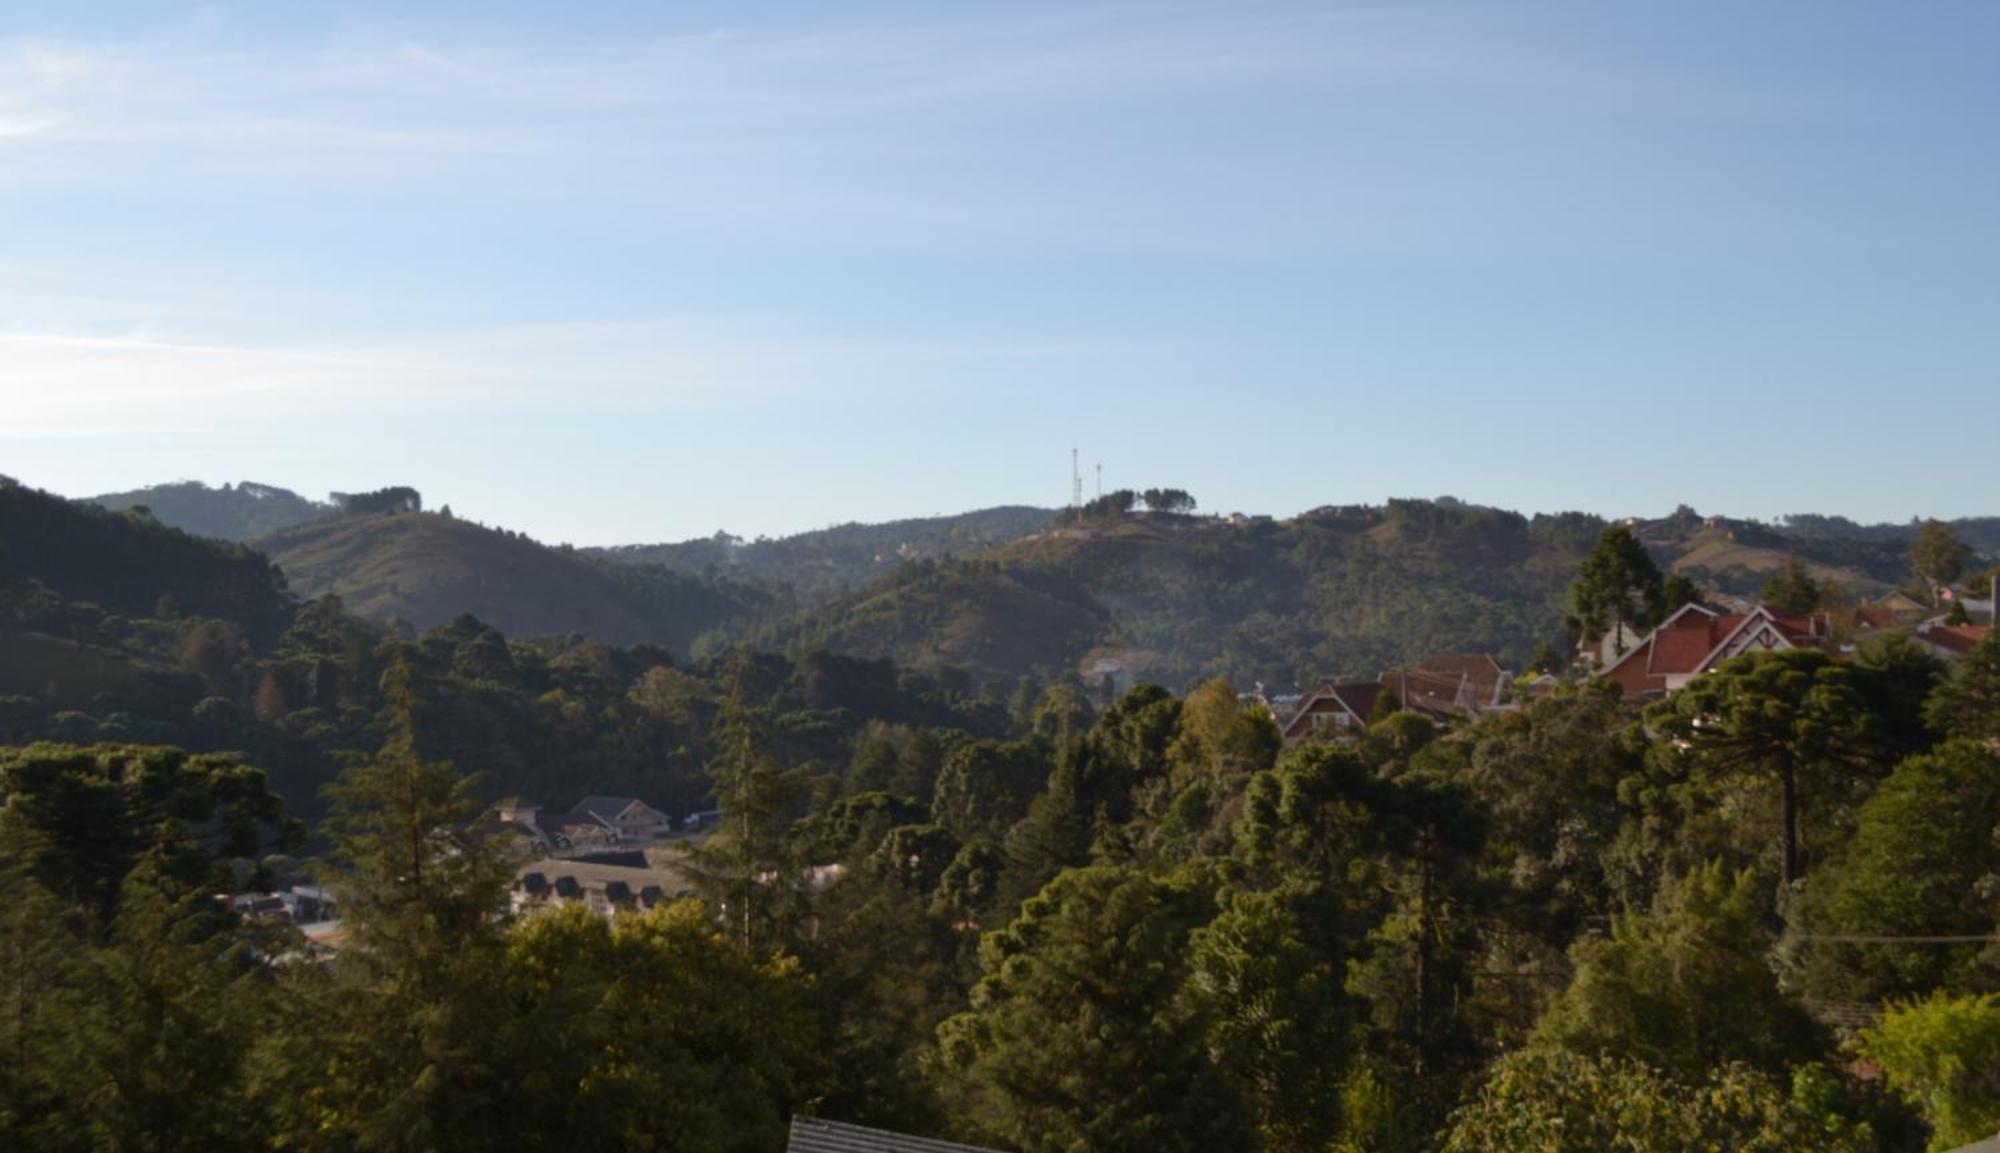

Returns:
4,1,1997,546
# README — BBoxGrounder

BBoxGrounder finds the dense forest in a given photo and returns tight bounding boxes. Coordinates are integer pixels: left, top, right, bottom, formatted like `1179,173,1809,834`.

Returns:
4,470,2000,1151
73,479,1999,695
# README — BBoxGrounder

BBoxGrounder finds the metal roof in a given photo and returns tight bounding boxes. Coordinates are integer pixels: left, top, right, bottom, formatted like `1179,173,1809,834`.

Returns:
787,1118,1004,1153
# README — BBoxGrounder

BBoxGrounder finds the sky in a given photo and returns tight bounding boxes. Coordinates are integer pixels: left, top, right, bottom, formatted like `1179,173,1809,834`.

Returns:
2,1,1997,546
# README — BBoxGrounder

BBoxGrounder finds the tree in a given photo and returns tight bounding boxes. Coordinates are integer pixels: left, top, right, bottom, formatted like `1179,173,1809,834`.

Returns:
1440,1049,1866,1153
500,902,817,1153
338,486,423,516
1649,650,1879,887
1535,862,1827,1078
1858,991,2000,1151
1761,557,1822,613
1526,638,1561,675
1804,741,2000,1003
1184,883,1354,1153
1366,688,1402,726
0,743,297,927
1910,520,1972,591
692,691,809,954
934,866,1250,1153
269,727,518,1152
1568,525,1666,644
1659,571,1705,617
1926,627,2000,742
1140,488,1197,515
928,739,1049,838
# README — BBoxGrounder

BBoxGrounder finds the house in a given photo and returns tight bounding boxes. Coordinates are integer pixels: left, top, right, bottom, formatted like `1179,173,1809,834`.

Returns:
1910,623,1992,662
1874,589,1934,621
1597,603,1832,697
537,812,621,852
1379,654,1510,722
1281,681,1385,742
569,795,672,842
787,1117,1002,1153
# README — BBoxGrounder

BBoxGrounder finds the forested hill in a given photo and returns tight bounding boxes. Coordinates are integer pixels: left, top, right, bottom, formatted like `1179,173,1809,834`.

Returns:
258,510,767,652
745,499,1994,689
751,501,1606,688
87,479,336,541
591,505,1055,599
1,475,295,642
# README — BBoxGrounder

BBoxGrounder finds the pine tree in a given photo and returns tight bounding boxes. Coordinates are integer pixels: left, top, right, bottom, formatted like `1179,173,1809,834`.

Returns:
1926,628,2000,742
689,686,807,955
272,659,519,1153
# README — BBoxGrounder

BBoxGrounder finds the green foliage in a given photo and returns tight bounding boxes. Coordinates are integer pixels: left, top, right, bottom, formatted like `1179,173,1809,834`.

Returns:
1926,627,2000,743
1910,520,1973,588
1536,862,1828,1078
1,476,295,642
1858,992,2000,1150
335,486,422,517
761,498,1598,686
1763,556,1824,613
501,902,818,1153
0,742,297,925
1648,649,1881,886
595,506,1056,602
1185,883,1355,1153
1804,741,2000,1003
1569,525,1667,641
260,510,767,653
1440,1049,1868,1153
274,725,520,1153
935,865,1251,1153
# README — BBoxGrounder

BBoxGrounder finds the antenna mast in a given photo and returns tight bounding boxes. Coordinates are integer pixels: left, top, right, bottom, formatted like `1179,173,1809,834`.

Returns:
1071,448,1082,511
1095,462,1102,500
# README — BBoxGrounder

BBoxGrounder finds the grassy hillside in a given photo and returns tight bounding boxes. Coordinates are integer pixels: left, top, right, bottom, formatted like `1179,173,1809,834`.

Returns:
87,479,335,541
753,500,1604,688
259,510,766,653
592,505,1055,600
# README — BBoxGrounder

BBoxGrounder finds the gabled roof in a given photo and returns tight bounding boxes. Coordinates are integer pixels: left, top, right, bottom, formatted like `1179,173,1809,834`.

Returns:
1598,603,1829,688
787,1118,1003,1153
1282,680,1385,737
570,795,654,820
1915,624,1992,657
1412,653,1508,700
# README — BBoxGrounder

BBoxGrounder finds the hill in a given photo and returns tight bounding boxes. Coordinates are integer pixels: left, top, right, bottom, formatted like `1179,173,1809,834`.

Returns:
87,479,336,541
748,499,2000,689
591,505,1055,600
257,510,766,652
2,475,296,642
752,500,1607,689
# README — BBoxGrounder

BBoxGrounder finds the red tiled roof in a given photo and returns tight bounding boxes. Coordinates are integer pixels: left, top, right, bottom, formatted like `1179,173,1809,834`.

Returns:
1919,625,1991,656
1649,613,1738,676
1412,654,1507,698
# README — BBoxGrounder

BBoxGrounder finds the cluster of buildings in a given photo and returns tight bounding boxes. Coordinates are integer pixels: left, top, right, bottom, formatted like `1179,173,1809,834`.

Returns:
485,794,718,854
1269,585,1993,743
1275,653,1513,742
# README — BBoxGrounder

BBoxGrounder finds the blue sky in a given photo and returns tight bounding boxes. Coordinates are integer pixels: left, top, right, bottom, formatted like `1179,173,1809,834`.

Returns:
3,2,1996,545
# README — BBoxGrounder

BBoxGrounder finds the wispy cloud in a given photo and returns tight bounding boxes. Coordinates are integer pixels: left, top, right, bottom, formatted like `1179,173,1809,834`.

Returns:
0,317,1119,443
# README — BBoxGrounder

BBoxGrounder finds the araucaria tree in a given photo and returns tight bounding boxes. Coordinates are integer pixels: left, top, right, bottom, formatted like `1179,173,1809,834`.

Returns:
1568,525,1668,647
1649,650,1878,888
